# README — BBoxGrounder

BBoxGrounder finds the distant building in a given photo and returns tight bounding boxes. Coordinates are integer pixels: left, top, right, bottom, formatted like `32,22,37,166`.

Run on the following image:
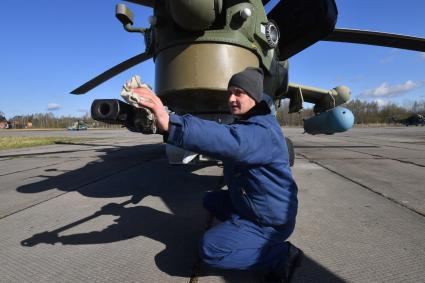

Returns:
0,121,9,129
0,114,10,129
8,116,32,129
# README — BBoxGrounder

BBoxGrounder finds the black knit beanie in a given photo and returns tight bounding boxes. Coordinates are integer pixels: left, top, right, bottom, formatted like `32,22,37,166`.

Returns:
228,67,264,102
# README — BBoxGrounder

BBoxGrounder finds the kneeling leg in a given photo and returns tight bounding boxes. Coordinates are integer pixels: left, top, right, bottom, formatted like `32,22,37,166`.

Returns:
199,217,290,274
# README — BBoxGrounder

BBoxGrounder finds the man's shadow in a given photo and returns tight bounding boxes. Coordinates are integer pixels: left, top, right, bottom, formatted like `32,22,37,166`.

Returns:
18,143,223,277
21,200,209,277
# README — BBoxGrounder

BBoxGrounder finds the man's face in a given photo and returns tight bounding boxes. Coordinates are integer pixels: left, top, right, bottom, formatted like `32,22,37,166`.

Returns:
228,86,256,116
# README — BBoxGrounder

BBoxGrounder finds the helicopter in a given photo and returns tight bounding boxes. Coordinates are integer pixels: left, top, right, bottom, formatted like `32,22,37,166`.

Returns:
71,0,425,162
67,120,89,131
391,114,425,126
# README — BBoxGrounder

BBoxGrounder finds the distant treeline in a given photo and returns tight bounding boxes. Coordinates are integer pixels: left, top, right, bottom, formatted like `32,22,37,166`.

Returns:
2,100,425,128
277,99,425,126
344,100,424,124
1,112,120,129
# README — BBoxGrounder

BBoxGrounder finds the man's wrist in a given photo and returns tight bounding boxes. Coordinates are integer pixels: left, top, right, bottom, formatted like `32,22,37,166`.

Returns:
155,112,169,132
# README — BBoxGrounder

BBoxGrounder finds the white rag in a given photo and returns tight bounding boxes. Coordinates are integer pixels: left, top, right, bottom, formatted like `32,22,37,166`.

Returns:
120,75,156,133
121,75,153,108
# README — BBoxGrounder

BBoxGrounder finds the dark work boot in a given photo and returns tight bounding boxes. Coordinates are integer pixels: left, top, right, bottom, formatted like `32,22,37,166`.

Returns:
261,242,304,283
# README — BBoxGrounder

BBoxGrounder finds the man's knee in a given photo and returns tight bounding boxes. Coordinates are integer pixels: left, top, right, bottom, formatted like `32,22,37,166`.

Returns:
199,229,229,268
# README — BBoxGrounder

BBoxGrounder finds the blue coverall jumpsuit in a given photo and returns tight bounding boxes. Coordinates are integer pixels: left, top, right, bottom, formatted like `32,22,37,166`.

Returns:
166,101,298,274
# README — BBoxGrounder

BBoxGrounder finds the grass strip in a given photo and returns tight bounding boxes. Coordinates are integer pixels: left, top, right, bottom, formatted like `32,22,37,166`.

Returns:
0,136,91,150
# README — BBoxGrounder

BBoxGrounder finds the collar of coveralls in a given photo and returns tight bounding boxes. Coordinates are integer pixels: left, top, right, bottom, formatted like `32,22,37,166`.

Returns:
236,100,271,121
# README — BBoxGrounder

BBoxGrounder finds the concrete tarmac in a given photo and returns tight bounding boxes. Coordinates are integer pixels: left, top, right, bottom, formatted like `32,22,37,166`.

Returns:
0,127,424,282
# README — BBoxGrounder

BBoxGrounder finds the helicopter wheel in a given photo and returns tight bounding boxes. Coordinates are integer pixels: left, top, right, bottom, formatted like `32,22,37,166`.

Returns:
285,137,295,167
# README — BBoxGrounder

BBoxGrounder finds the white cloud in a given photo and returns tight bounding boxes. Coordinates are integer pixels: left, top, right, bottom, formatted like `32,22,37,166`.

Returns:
360,80,423,98
47,103,60,111
379,49,400,64
379,56,394,64
420,52,425,60
77,109,88,113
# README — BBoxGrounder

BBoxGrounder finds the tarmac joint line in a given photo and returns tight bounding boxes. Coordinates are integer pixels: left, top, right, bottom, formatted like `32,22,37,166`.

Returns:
298,153,425,219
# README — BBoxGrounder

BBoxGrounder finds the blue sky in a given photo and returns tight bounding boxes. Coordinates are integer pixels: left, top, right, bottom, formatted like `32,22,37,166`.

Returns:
0,0,424,118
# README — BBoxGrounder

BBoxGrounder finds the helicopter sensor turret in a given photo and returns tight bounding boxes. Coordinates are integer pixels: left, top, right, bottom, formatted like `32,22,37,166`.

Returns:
168,0,223,31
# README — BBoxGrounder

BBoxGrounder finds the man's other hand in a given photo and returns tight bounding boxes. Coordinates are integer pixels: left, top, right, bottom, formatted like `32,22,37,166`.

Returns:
132,87,170,132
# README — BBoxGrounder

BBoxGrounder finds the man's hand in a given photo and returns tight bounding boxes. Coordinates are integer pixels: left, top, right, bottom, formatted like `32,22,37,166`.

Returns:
132,87,170,132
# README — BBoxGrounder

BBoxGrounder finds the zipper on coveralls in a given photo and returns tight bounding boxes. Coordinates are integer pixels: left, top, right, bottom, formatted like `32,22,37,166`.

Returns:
241,187,263,226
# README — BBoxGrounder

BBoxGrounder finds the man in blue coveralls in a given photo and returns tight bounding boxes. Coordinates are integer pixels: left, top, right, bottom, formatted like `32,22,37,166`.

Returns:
133,67,302,282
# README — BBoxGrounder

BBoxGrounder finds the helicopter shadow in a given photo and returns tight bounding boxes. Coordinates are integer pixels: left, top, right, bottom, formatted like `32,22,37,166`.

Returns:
17,143,167,198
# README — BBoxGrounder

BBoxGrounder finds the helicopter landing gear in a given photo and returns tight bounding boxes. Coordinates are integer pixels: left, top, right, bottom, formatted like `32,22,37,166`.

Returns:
285,137,295,167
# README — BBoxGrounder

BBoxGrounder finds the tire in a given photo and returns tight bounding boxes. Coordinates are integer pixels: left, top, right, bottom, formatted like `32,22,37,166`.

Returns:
285,137,295,167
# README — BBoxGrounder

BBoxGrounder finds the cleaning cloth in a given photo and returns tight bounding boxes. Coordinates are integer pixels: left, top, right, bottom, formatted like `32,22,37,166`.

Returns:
120,75,157,134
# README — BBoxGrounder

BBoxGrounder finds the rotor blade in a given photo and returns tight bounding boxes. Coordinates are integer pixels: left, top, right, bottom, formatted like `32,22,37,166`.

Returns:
124,0,154,7
324,28,425,52
71,52,153,94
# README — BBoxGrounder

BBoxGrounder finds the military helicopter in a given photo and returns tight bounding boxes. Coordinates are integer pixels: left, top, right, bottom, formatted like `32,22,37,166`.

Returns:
391,114,425,126
71,0,425,161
